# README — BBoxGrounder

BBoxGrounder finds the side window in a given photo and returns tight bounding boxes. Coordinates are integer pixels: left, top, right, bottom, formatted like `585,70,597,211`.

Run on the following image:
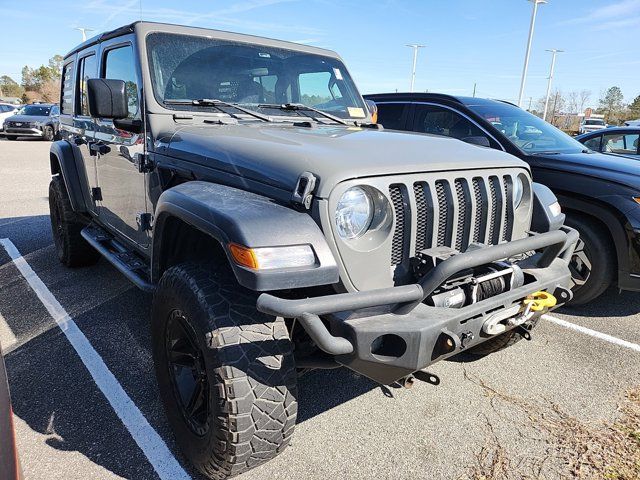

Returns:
375,103,407,130
582,136,602,152
61,62,74,114
603,133,639,155
413,105,489,142
77,55,96,116
103,45,139,118
51,106,60,116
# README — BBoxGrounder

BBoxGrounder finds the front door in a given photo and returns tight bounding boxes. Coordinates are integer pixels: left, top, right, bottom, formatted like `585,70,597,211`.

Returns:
94,38,149,248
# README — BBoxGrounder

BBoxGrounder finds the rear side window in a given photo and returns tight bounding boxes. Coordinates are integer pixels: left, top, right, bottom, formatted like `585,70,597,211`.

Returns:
61,62,74,114
103,45,139,118
413,105,488,141
77,54,96,116
375,103,408,130
582,136,601,151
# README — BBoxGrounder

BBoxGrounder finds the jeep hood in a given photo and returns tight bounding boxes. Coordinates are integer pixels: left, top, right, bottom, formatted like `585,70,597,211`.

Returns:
158,123,527,197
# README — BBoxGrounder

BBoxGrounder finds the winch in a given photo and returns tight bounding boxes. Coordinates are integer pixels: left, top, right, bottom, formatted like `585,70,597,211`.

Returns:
411,246,525,308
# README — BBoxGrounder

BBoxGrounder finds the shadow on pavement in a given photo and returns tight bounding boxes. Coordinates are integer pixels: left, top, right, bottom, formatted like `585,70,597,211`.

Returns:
558,286,640,318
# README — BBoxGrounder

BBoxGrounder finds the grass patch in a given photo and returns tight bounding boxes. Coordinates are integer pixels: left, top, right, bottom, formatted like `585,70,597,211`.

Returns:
464,373,640,479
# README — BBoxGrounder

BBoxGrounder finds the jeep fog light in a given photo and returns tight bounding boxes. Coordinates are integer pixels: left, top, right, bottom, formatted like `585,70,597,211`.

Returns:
229,243,315,270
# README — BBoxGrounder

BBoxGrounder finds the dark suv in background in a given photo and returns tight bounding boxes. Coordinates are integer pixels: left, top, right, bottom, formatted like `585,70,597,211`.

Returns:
3,103,60,141
366,93,640,305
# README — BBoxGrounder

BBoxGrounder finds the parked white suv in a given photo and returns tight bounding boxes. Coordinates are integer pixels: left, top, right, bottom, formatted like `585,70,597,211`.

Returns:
579,118,606,134
625,119,640,127
0,103,19,132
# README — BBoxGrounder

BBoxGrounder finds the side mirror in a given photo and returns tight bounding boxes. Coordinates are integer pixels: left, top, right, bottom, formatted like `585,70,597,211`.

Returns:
87,79,128,119
462,136,491,148
364,99,378,124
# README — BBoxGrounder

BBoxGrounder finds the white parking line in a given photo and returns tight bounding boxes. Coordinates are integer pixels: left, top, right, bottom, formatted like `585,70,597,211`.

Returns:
543,314,640,353
0,312,17,351
0,238,191,480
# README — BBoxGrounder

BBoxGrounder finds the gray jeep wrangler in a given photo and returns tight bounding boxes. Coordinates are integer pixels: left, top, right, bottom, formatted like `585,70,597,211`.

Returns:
49,21,578,478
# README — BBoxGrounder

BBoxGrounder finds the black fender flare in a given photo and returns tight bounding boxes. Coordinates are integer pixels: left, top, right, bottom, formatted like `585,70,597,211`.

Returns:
49,140,91,212
152,181,339,291
556,193,628,281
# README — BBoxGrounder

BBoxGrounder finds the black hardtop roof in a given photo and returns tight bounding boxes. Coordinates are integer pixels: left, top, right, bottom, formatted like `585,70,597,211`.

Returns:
363,92,516,108
64,21,339,60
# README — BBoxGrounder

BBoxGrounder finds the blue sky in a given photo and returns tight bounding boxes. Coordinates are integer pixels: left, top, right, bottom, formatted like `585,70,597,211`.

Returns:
1,0,638,108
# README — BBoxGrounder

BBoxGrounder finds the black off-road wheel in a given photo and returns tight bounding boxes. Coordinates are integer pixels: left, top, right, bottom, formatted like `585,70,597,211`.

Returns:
6,135,17,140
151,262,298,479
464,317,539,358
48,175,100,267
564,214,615,305
43,126,54,141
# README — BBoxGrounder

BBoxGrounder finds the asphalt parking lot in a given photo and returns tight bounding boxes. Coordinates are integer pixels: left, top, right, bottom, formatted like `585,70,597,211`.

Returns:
1,138,639,480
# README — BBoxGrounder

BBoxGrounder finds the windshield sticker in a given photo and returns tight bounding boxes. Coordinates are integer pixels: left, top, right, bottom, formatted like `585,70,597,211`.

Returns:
348,107,366,118
258,52,271,58
333,68,344,80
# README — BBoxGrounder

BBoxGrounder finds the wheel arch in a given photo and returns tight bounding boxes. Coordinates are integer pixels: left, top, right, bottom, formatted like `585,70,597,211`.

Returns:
556,193,625,283
152,181,339,291
49,140,91,213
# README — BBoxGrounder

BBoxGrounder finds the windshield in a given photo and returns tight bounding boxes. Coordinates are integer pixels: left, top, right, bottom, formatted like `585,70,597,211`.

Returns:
584,119,605,125
468,103,587,154
18,105,51,116
146,32,367,121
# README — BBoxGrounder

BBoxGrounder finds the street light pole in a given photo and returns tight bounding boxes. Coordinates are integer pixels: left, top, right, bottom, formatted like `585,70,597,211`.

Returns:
543,49,563,121
517,0,547,107
75,27,94,42
406,44,425,92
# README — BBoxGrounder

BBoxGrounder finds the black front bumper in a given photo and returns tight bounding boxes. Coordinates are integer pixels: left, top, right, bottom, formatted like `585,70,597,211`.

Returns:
257,228,578,384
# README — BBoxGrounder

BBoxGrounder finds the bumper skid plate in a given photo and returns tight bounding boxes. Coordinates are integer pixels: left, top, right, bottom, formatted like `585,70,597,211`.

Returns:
257,228,578,384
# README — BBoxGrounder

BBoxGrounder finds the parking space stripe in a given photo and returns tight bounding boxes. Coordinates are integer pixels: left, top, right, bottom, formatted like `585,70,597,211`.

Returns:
0,239,191,480
543,314,640,353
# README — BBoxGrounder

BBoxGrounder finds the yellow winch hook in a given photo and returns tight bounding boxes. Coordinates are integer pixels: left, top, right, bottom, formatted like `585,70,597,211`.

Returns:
523,291,557,312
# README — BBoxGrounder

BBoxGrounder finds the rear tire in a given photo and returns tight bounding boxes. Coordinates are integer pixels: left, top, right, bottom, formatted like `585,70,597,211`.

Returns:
151,262,298,479
564,214,616,305
48,176,100,267
6,135,17,140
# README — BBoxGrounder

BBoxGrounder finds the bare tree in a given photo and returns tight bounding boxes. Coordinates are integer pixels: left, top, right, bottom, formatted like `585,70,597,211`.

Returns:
578,90,591,113
566,91,579,114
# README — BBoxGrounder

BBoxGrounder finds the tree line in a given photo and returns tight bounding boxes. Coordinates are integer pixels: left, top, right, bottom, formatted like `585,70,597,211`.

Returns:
0,55,63,103
531,86,640,125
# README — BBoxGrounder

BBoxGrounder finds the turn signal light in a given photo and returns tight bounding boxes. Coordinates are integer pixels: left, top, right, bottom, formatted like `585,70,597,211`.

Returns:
228,243,316,270
229,244,259,269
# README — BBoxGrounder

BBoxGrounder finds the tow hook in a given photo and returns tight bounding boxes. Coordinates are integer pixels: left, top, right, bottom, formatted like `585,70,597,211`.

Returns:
397,371,441,389
482,291,557,336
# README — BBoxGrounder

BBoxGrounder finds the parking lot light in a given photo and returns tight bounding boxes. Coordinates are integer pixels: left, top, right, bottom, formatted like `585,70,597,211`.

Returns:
406,44,426,93
543,49,564,121
517,0,547,107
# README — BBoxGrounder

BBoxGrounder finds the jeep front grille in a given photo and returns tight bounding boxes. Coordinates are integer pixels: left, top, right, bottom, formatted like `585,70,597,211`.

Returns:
389,175,514,266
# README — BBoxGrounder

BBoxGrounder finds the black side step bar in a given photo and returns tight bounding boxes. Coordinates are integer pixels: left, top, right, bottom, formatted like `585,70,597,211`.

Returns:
81,225,155,292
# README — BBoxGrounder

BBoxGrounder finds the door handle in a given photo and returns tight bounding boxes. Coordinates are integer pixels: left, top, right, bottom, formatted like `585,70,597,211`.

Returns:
89,142,110,156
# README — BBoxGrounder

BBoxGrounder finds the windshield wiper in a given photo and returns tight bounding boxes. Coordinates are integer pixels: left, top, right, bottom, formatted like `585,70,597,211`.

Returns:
165,98,273,122
258,103,348,126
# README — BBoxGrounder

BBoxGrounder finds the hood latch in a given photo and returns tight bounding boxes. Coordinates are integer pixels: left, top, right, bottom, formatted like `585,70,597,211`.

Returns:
291,171,317,210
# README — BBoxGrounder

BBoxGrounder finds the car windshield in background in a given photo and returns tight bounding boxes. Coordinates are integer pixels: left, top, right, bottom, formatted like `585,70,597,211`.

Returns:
18,105,51,116
146,32,367,120
584,119,605,126
469,103,587,154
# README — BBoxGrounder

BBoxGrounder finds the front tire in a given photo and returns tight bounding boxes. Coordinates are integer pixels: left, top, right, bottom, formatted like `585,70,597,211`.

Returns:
151,262,298,479
564,214,615,305
43,126,54,141
48,176,100,267
6,135,17,140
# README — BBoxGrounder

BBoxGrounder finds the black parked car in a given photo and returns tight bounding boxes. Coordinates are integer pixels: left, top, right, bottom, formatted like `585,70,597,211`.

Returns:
576,127,639,159
3,103,60,141
366,93,640,305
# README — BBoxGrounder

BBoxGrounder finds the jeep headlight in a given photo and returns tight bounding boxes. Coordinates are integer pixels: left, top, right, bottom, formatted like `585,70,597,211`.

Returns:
513,176,524,208
335,186,373,239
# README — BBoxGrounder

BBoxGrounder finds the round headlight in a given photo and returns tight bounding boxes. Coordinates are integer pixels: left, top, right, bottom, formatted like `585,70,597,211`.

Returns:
513,176,524,208
335,187,373,239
